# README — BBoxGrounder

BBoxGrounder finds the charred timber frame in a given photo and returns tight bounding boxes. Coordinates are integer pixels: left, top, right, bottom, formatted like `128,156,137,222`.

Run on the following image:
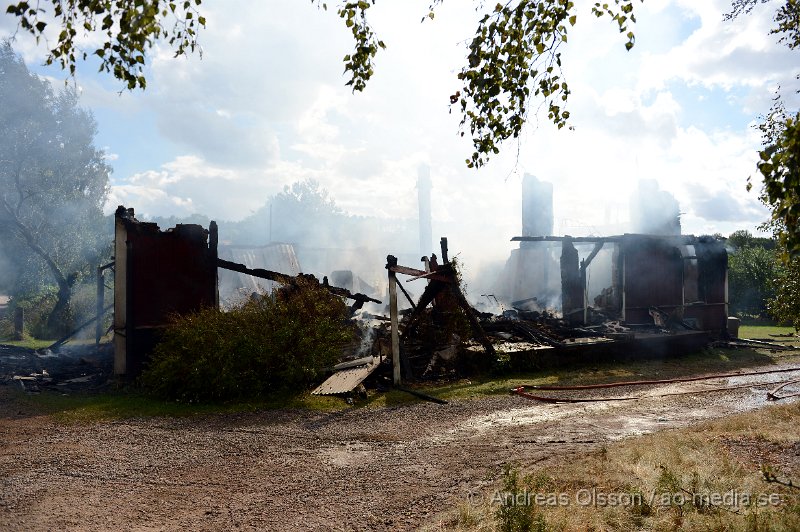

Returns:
510,234,728,331
385,239,496,385
96,261,114,347
216,258,381,310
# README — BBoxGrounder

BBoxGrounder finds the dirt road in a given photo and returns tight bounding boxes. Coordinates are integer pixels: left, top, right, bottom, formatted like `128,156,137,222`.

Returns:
1,362,799,531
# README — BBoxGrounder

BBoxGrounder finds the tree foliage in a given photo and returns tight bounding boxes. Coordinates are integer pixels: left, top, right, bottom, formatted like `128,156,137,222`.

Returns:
5,0,641,167
728,2,800,258
728,228,776,250
5,0,205,90
752,109,800,258
727,0,800,49
726,231,783,317
452,0,639,167
0,42,110,335
768,257,800,331
267,179,345,245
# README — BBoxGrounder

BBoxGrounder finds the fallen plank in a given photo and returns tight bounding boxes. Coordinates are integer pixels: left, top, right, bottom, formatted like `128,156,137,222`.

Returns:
311,356,381,395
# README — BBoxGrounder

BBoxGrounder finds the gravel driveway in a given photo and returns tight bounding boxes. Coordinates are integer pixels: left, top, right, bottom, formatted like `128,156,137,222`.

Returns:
2,362,799,531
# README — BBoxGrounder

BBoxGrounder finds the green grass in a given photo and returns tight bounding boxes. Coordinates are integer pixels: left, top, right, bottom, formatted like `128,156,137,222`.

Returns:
0,338,56,350
11,342,800,423
16,387,348,424
739,323,797,340
365,345,799,406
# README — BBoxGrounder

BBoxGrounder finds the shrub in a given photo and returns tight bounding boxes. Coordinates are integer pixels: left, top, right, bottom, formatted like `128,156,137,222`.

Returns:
769,257,800,331
0,282,109,340
140,278,355,401
495,464,548,532
0,288,58,339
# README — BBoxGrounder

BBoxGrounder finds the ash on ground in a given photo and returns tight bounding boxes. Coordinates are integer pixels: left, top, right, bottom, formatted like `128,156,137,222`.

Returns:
0,343,114,394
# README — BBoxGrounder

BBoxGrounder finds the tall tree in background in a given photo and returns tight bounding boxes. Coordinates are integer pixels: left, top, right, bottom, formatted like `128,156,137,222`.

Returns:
726,230,783,318
0,42,110,334
269,179,344,244
768,258,800,331
725,0,800,257
723,1,800,331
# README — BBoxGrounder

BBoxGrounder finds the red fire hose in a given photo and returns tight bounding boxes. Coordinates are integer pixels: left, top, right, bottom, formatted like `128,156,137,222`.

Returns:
511,366,800,404
767,378,800,401
518,366,800,391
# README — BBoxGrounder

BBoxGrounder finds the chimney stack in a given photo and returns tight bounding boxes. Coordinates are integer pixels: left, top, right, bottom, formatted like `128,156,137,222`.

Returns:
417,165,432,256
521,173,554,246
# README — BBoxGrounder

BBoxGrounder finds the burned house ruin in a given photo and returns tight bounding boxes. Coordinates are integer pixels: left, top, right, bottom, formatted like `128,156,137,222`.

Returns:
511,234,728,332
113,206,219,376
497,175,728,334
110,163,728,388
113,205,381,378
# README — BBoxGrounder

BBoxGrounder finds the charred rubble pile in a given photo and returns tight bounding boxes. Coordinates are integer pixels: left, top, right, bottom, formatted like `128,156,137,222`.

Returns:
316,231,737,396
1,343,114,394
314,241,614,396
324,296,718,398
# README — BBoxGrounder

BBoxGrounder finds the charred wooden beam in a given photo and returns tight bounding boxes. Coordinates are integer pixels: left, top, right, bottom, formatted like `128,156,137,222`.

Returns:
395,385,448,405
404,269,452,283
395,278,417,311
217,258,294,284
96,261,114,348
580,241,605,324
217,258,381,305
452,286,496,357
51,304,114,351
401,262,496,358
581,241,605,272
513,235,619,243
387,263,452,283
388,264,426,277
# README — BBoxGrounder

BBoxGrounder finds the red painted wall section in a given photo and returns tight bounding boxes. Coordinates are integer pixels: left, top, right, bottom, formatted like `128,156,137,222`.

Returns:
127,222,217,326
115,206,218,376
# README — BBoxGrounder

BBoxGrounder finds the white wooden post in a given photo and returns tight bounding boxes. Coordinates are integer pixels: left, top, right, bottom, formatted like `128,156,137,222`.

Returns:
388,269,401,385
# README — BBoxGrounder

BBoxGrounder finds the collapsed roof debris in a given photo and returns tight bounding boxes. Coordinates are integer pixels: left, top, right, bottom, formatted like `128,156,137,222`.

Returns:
311,231,731,397
311,225,744,399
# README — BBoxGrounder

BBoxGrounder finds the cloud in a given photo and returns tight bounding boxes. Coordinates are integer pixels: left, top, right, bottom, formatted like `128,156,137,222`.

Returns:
688,186,766,223
106,155,275,220
636,1,798,95
106,185,194,217
6,0,790,264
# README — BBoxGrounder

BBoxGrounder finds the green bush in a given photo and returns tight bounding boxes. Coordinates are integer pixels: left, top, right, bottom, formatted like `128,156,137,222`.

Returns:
0,288,58,339
0,282,109,340
769,257,800,331
728,244,783,318
140,278,355,402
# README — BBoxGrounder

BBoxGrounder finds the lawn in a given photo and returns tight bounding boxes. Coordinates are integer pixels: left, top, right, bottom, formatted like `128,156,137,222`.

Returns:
739,323,798,341
443,400,800,531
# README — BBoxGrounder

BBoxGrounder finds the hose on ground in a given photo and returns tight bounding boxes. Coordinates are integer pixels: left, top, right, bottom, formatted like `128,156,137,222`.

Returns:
512,366,800,403
519,366,800,391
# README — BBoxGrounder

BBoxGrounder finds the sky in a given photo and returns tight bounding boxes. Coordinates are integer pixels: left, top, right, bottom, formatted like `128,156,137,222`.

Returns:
2,0,798,273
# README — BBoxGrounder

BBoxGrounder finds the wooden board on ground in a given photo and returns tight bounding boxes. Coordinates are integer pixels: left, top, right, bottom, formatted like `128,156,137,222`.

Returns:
311,356,381,395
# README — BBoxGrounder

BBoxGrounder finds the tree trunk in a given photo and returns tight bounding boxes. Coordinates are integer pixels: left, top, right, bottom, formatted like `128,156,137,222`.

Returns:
46,281,73,338
0,197,75,338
